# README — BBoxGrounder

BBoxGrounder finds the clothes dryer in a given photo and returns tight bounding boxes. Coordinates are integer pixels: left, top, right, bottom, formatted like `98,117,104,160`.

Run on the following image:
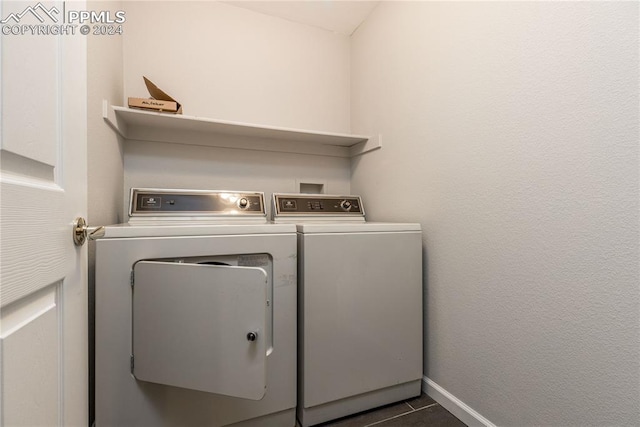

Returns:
272,194,423,427
95,189,297,427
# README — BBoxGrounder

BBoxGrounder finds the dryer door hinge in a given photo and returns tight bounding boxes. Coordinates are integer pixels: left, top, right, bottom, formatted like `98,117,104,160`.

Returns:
130,270,135,287
130,354,134,372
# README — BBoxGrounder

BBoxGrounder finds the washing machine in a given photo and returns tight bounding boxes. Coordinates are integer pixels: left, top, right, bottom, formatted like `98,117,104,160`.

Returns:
272,193,423,426
95,189,297,427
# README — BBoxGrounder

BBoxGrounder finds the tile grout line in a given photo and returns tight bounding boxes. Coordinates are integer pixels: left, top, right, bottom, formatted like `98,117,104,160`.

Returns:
363,403,439,427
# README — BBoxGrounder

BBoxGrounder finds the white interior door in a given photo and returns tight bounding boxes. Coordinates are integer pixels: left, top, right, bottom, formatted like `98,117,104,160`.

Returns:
0,1,88,426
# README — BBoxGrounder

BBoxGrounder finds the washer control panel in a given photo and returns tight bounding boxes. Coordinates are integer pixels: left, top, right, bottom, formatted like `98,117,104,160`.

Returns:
130,188,265,217
273,194,364,216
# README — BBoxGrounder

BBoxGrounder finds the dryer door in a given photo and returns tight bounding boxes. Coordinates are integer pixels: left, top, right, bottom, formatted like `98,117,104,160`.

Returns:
132,261,268,400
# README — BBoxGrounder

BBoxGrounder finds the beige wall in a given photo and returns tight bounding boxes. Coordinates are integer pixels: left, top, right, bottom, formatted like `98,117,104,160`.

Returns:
123,1,350,133
120,1,352,205
87,1,124,227
87,1,124,422
123,139,351,218
351,2,639,425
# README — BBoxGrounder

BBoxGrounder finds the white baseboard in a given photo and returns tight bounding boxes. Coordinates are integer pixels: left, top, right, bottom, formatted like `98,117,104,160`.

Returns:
422,377,496,427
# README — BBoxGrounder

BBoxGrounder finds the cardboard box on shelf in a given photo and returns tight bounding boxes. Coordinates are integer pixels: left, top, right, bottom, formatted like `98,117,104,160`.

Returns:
128,76,182,114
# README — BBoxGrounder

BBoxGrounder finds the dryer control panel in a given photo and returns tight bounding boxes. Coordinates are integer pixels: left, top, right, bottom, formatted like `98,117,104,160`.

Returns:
273,194,364,217
130,188,265,217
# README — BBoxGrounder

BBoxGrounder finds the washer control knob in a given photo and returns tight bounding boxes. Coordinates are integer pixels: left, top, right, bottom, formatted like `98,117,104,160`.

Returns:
340,200,352,211
238,198,249,209
246,332,258,342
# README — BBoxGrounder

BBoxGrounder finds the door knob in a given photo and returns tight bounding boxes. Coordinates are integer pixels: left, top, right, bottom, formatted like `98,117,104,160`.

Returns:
73,217,105,246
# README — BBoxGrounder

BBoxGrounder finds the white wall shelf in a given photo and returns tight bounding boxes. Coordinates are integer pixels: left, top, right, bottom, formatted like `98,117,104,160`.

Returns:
103,102,380,158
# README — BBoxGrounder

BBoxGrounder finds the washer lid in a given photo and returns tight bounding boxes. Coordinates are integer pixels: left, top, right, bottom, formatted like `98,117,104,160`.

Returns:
296,222,421,234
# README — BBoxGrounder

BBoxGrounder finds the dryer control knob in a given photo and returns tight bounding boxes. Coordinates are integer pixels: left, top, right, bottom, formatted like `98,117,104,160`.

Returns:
238,198,249,209
340,200,352,211
246,332,258,342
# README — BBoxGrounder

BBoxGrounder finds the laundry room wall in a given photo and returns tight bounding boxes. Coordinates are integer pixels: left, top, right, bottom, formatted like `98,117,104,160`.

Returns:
123,139,351,216
86,0,124,424
119,1,352,209
88,0,124,226
350,2,639,426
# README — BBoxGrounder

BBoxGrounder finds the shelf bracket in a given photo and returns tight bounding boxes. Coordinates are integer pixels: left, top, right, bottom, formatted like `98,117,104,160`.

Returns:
350,134,381,157
102,99,128,138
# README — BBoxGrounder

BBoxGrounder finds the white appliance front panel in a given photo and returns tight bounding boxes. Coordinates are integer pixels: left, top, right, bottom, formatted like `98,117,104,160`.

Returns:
95,232,297,427
132,261,267,400
299,230,423,408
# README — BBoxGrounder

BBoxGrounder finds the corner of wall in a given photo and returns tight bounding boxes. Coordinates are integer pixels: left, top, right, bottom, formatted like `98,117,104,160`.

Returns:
423,377,496,427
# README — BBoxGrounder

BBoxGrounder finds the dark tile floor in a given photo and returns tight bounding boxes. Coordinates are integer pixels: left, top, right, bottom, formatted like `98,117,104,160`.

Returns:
315,394,467,427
